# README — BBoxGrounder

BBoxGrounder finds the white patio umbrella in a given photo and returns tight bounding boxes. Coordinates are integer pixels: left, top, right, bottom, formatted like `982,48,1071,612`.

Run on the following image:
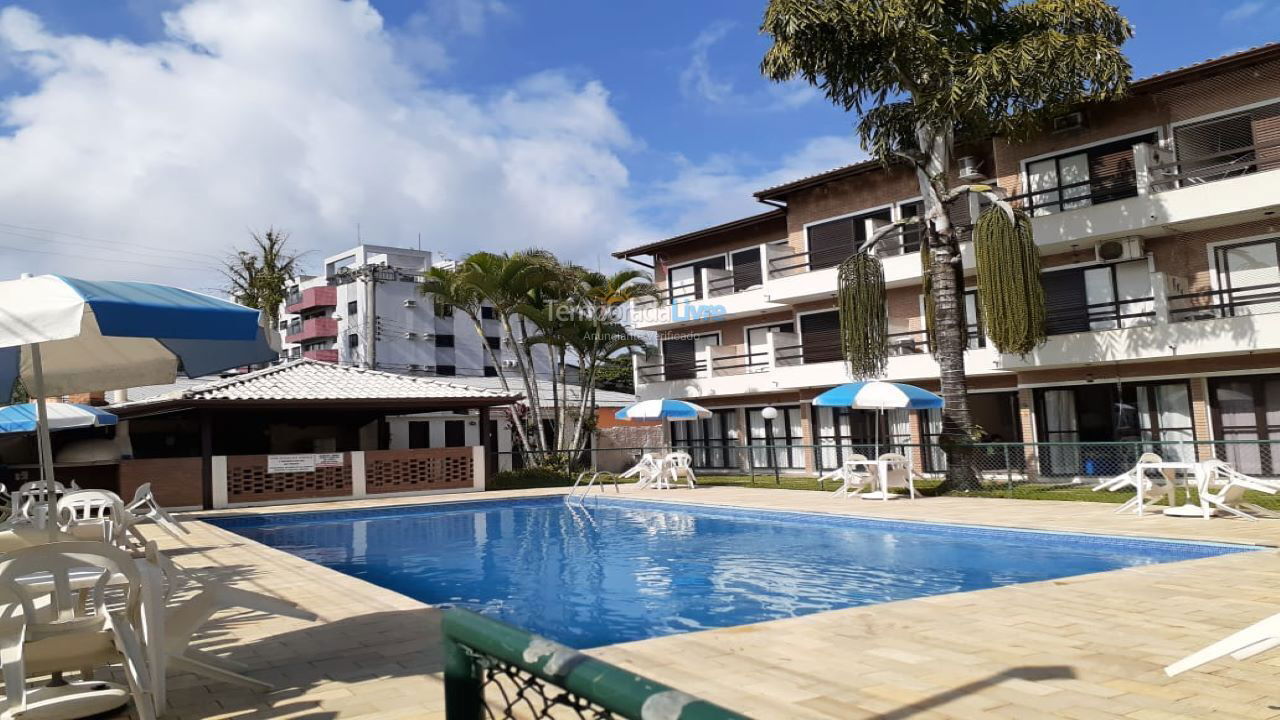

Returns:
0,274,280,537
812,381,944,458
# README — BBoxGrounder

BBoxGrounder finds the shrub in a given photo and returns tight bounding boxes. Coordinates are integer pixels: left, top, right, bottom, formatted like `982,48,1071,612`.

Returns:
491,467,575,490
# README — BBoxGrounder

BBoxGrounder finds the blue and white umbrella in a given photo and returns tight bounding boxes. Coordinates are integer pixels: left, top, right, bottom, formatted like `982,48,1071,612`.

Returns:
812,381,943,410
615,398,712,422
813,381,943,459
0,402,117,435
0,273,279,533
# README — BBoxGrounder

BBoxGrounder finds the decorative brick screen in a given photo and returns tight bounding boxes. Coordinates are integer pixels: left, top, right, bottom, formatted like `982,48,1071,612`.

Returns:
226,454,352,504
365,447,474,494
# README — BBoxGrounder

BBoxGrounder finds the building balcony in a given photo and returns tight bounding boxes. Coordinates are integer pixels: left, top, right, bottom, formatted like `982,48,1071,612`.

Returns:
302,349,339,363
634,330,1004,401
285,316,339,344
284,286,337,314
999,273,1280,370
756,139,1280,307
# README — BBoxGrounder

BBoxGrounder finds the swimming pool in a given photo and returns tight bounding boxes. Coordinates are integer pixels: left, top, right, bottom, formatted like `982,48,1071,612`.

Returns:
211,496,1254,648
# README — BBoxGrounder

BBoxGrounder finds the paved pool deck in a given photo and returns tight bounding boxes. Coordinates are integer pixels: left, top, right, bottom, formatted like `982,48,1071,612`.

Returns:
148,486,1280,719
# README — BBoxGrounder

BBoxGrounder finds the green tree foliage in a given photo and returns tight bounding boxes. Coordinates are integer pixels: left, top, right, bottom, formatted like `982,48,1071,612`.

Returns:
222,228,300,325
761,0,1132,489
8,378,28,404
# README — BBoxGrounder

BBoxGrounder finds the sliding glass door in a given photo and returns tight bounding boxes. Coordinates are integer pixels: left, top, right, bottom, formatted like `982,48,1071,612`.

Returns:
746,406,803,469
1210,376,1280,476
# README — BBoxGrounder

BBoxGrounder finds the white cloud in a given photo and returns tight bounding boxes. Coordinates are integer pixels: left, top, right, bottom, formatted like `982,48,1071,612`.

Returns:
1223,1,1266,22
644,135,868,235
678,21,815,112
0,0,641,288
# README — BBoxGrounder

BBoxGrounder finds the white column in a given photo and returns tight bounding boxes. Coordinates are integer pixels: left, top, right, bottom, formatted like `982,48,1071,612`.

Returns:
350,451,367,498
1133,143,1155,197
472,445,486,491
1151,271,1170,324
211,455,228,509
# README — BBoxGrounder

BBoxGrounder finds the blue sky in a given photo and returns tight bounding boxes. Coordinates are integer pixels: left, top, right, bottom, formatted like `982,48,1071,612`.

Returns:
0,0,1275,287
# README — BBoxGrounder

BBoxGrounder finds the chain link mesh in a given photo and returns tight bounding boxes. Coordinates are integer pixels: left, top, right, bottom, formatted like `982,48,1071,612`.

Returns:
463,645,620,720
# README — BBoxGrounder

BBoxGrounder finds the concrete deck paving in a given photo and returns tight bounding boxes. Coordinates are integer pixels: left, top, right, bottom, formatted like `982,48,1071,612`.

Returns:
130,486,1280,718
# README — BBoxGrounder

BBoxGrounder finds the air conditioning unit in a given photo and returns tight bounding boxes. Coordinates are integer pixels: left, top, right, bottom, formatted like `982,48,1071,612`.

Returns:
502,358,518,368
1051,111,1086,133
403,299,417,308
422,332,434,341
957,156,984,182
1095,237,1144,263
403,331,417,340
407,363,421,371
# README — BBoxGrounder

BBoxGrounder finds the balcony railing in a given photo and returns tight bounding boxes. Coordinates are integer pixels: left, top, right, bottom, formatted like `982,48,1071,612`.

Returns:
1149,137,1280,191
284,286,337,314
1169,281,1280,322
1045,295,1157,336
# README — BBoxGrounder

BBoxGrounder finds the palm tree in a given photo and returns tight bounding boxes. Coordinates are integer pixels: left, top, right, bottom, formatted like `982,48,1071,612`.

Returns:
761,0,1132,490
222,228,300,326
419,265,532,451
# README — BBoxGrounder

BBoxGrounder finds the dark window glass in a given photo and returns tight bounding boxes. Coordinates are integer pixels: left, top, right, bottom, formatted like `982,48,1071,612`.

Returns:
435,301,454,317
481,306,496,319
486,336,501,350
436,334,455,348
347,300,357,316
445,420,466,447
484,366,498,377
436,365,456,376
347,334,359,349
408,422,429,449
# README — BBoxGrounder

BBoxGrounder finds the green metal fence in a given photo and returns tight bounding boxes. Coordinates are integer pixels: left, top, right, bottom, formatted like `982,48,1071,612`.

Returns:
496,440,1280,496
442,608,749,720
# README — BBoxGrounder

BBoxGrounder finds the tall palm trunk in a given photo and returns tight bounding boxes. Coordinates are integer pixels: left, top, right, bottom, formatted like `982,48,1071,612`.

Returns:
914,125,976,491
466,313,531,452
501,316,548,453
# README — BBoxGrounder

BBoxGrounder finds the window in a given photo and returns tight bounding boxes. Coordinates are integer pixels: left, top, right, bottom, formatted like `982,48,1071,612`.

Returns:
667,256,726,304
484,366,498,377
436,334,455,348
746,406,803,469
1041,260,1154,335
347,300,358,317
444,420,466,447
661,334,717,380
435,301,454,318
798,312,841,364
347,334,359,349
1024,133,1157,216
481,306,496,319
671,409,738,469
964,290,985,350
486,336,501,350
745,323,794,371
888,200,925,255
730,248,762,292
1210,375,1280,476
806,208,893,270
1174,99,1280,185
435,364,456,376
408,422,429,449
814,407,910,471
1213,238,1280,317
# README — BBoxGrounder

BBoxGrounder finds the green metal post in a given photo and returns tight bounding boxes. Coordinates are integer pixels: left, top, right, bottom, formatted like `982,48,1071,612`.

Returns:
443,635,484,720
1004,445,1012,498
746,443,755,485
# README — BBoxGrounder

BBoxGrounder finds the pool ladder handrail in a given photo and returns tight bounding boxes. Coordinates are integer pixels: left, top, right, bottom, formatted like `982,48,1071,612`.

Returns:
568,471,619,503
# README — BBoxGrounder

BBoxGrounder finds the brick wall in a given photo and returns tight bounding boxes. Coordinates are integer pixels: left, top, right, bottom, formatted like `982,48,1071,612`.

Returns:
655,215,788,291
226,453,353,504
118,457,203,509
782,168,922,254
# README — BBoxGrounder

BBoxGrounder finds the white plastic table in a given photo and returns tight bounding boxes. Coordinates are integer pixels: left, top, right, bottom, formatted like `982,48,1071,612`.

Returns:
843,458,903,501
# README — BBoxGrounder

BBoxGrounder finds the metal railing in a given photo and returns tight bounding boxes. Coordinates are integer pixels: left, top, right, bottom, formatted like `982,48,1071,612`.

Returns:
1169,281,1280,322
635,360,706,383
442,608,746,720
1002,168,1140,216
1150,137,1280,191
1046,296,1157,335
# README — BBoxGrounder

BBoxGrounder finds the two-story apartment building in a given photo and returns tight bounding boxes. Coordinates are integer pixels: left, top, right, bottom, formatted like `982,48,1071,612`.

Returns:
616,44,1280,479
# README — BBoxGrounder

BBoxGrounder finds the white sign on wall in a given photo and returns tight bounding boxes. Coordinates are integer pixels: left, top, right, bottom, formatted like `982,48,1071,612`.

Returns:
315,453,344,468
266,454,317,474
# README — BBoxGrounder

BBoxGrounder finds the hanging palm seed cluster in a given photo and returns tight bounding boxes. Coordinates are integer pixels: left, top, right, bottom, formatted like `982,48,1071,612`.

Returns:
974,207,1046,355
836,251,888,378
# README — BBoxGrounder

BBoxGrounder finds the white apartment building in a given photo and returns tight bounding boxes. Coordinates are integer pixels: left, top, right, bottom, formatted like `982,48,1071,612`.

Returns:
278,244,549,379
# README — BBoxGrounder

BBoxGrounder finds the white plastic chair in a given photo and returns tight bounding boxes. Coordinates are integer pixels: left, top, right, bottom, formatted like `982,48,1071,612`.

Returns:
822,455,873,498
1107,452,1177,513
621,454,661,489
0,542,156,720
1167,611,1280,677
140,542,318,710
57,489,129,546
1196,460,1280,521
876,453,918,499
123,483,190,547
664,452,697,489
11,479,79,525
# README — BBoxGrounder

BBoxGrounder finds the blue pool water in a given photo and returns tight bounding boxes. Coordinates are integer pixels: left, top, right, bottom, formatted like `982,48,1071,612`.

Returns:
211,497,1254,648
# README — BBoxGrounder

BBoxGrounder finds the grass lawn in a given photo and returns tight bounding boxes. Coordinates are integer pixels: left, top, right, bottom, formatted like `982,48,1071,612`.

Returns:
493,470,1280,510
